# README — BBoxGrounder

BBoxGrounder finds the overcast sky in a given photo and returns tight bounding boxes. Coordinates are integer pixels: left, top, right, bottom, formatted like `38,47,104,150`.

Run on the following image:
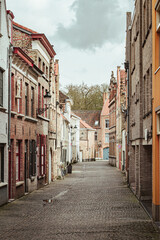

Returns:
6,0,134,89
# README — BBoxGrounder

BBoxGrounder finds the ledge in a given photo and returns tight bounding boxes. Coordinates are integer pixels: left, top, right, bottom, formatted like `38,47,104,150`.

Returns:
17,113,25,118
0,107,7,113
0,182,8,188
24,116,38,123
37,175,45,180
37,115,50,122
11,111,17,116
16,181,24,187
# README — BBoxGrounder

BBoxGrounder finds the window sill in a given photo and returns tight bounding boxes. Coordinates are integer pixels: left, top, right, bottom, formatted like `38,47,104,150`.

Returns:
37,175,45,180
24,116,38,123
0,182,8,188
30,176,36,182
37,115,50,122
11,111,17,116
16,181,24,187
17,113,25,118
0,107,7,113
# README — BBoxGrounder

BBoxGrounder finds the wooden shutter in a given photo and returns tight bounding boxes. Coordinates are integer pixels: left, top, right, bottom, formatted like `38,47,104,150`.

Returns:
29,140,32,177
37,135,40,176
33,140,36,176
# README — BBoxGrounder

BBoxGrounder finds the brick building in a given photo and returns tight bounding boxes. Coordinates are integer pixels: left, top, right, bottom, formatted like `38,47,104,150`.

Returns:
0,1,14,206
109,72,117,166
74,110,101,159
116,67,127,170
9,21,58,199
10,48,41,199
126,0,152,204
100,92,109,160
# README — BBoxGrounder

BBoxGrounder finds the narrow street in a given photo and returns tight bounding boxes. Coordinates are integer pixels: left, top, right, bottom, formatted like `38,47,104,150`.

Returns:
0,161,159,240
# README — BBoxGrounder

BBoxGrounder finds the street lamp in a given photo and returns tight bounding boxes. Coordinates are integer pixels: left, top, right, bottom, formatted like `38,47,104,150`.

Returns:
37,90,51,115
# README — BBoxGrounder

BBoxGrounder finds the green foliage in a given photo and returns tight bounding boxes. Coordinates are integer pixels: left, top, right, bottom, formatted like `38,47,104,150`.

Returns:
65,83,108,110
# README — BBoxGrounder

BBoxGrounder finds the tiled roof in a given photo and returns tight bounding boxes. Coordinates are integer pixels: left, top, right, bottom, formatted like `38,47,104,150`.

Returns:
73,110,101,129
13,21,38,34
80,119,93,129
59,91,69,104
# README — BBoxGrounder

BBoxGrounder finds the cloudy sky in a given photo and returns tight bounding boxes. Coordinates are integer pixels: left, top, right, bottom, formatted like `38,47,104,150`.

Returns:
6,0,134,89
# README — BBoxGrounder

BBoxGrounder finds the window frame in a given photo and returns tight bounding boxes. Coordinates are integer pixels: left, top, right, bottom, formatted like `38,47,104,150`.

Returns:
0,68,3,107
16,141,21,182
0,145,4,183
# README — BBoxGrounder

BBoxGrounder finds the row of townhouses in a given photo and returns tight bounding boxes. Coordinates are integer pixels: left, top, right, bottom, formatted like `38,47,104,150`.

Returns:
0,0,82,206
0,0,110,207
109,0,160,222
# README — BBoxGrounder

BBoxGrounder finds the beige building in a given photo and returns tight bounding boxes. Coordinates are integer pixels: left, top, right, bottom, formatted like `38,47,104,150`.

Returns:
79,120,95,162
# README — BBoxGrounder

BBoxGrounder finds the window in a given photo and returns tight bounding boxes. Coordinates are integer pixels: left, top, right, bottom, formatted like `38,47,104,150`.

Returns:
29,140,36,177
0,69,3,106
0,146,4,183
157,112,160,135
17,79,22,113
105,133,109,143
37,135,46,176
25,83,28,115
16,141,21,181
42,62,45,73
105,120,109,129
31,87,34,117
38,58,41,69
11,73,14,111
46,66,48,78
95,132,98,141
38,83,40,115
95,121,99,126
42,87,44,116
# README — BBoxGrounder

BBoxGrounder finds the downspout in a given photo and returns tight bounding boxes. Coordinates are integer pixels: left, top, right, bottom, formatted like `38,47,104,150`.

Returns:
8,44,13,200
8,44,13,148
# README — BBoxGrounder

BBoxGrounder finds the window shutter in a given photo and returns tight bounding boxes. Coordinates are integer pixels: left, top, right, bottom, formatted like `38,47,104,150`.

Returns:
29,140,32,177
33,141,36,176
37,135,40,176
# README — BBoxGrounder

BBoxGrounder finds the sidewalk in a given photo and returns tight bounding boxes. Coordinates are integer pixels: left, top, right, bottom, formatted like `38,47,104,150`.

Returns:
0,161,159,240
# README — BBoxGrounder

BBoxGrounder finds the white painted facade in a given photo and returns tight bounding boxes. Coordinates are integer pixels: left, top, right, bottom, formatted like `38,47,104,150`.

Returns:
0,0,12,205
70,113,80,163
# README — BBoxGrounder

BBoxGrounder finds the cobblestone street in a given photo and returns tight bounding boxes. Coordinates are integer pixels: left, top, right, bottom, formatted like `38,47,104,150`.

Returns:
0,161,159,240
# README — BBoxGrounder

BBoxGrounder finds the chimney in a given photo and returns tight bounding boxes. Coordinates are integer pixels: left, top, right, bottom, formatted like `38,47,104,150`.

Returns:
103,92,109,104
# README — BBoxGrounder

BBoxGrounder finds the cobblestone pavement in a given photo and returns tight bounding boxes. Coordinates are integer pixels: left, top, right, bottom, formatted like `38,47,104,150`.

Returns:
0,161,160,240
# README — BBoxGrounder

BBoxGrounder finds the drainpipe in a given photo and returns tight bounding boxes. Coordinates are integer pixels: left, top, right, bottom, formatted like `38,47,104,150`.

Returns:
8,44,13,200
8,44,13,149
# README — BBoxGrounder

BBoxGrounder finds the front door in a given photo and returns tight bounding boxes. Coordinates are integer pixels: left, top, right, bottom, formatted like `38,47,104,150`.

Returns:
103,148,109,160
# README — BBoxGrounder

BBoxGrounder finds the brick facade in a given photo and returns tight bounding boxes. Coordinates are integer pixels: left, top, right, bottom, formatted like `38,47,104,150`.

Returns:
126,0,152,202
109,72,117,166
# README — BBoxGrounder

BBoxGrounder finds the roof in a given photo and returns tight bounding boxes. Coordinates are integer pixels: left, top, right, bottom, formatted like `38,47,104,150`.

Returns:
101,98,109,116
13,21,38,34
13,22,56,57
80,119,93,130
59,91,69,104
73,110,101,129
